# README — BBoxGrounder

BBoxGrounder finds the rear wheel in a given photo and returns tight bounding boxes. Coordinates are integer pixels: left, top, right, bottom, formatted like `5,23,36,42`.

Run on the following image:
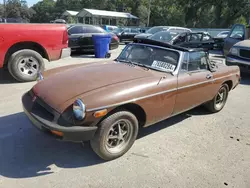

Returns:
8,49,44,82
90,111,139,160
205,84,229,113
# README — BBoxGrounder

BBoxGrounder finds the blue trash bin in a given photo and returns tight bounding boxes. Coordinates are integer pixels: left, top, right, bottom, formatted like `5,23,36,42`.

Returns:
92,34,111,58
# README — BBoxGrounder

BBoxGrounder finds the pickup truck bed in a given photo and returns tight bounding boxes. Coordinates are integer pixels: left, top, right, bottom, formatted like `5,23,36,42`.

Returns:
0,24,70,82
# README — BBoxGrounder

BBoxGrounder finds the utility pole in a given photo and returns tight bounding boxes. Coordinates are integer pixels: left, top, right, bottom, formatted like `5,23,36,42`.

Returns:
147,0,151,27
3,0,6,20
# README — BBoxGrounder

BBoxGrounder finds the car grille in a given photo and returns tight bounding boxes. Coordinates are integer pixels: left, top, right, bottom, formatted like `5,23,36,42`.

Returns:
29,90,54,121
239,49,250,59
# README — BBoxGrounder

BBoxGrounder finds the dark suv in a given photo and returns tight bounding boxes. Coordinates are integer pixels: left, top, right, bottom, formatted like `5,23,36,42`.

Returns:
224,24,250,73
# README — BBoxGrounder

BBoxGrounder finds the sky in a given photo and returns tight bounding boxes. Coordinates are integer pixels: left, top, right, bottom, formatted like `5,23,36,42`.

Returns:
1,0,40,7
27,0,40,7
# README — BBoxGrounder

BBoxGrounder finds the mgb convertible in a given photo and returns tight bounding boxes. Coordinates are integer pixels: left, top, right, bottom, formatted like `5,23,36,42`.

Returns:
22,38,241,160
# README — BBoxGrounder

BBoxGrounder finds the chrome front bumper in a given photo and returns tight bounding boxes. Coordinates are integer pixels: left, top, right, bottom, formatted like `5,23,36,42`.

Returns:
60,48,71,59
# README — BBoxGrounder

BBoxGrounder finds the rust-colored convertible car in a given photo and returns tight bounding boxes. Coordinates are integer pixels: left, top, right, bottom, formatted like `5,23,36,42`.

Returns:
22,39,241,160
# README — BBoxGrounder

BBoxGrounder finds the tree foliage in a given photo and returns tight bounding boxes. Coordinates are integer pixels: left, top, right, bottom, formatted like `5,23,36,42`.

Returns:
0,0,249,27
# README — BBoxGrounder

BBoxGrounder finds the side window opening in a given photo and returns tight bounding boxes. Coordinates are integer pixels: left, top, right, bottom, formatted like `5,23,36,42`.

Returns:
181,52,189,71
229,25,245,39
187,52,208,71
68,26,84,34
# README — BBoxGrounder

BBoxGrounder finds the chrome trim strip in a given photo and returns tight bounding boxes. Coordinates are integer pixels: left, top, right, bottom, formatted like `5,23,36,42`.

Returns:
214,74,233,81
178,79,212,90
86,88,178,112
87,74,235,112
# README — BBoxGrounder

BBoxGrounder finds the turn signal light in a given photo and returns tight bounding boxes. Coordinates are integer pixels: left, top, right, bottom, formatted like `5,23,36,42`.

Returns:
51,130,63,137
94,109,108,118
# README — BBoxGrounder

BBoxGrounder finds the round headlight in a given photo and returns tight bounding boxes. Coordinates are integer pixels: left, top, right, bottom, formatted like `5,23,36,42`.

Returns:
73,99,86,120
230,47,238,56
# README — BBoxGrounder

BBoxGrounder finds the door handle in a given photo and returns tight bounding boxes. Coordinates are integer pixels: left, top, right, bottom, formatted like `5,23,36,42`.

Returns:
206,74,212,79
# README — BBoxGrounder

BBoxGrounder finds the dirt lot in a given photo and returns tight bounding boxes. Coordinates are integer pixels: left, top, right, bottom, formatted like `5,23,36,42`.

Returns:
0,45,250,188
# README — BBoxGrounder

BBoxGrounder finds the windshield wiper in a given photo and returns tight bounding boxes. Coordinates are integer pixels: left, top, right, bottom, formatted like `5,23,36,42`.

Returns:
149,66,174,75
116,59,149,70
116,59,174,74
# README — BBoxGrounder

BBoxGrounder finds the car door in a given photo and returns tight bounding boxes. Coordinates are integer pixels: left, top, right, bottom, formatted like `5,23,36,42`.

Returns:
223,24,246,55
173,51,215,114
68,26,85,48
130,29,140,40
201,34,214,50
78,26,97,49
120,28,130,41
172,33,188,45
79,26,105,50
188,33,203,48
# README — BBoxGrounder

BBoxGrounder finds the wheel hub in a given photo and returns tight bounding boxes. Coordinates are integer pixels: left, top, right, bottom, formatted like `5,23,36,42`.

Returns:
215,87,226,109
105,119,132,153
17,57,39,76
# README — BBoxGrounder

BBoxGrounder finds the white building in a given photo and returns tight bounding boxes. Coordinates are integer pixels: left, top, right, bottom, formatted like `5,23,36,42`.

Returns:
62,9,139,26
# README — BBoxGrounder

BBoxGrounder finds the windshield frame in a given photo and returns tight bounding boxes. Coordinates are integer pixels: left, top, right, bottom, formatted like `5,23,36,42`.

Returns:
116,43,182,74
149,31,180,42
146,26,169,34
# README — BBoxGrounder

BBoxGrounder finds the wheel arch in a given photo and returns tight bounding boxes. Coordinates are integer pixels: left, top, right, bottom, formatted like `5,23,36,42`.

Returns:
98,103,147,127
4,41,49,66
222,80,233,91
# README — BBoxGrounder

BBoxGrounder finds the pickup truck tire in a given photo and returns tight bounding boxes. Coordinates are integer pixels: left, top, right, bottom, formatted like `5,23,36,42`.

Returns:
90,111,139,160
205,84,229,113
8,49,44,82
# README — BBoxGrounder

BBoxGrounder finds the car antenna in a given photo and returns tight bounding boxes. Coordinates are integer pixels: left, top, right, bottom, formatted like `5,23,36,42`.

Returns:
157,76,166,85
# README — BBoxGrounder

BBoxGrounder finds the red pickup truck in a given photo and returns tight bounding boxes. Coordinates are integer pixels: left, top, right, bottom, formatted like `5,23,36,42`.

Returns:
0,24,70,82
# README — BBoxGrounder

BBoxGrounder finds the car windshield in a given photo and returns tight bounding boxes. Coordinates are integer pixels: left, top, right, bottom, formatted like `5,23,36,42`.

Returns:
146,27,169,34
149,31,180,42
116,44,179,73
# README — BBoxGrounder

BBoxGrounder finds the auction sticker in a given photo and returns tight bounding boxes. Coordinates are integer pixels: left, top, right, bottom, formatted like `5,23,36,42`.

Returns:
152,60,176,71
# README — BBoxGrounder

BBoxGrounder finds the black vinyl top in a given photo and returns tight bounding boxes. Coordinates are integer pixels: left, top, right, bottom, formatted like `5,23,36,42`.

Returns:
133,38,204,52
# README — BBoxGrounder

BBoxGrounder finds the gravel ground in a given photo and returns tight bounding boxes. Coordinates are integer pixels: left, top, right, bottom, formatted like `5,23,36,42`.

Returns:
0,45,249,188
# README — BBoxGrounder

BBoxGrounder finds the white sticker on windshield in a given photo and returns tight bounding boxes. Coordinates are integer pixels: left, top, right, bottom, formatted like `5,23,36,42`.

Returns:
152,60,176,71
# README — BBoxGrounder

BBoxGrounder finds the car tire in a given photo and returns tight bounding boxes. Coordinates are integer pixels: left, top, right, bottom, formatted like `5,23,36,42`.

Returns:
8,49,45,82
90,110,139,161
204,84,229,113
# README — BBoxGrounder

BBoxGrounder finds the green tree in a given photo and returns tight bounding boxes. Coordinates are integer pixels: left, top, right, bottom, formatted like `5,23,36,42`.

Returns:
4,0,33,21
30,0,55,23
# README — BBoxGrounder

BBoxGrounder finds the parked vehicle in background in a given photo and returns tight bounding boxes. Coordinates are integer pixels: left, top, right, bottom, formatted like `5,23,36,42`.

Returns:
148,31,183,42
115,28,141,43
148,31,214,51
22,38,240,161
52,19,67,24
102,25,118,32
213,31,230,50
0,18,27,23
217,31,230,38
68,24,119,53
223,24,250,56
226,40,250,73
134,26,191,39
0,24,70,82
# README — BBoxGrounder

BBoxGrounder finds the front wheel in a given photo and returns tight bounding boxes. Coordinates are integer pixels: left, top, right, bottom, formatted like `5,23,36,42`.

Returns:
204,84,229,113
8,49,44,82
90,111,139,160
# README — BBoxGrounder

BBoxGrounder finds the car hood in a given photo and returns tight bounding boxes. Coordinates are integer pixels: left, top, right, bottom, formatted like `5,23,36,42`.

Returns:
134,33,152,38
33,62,152,112
234,40,250,47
